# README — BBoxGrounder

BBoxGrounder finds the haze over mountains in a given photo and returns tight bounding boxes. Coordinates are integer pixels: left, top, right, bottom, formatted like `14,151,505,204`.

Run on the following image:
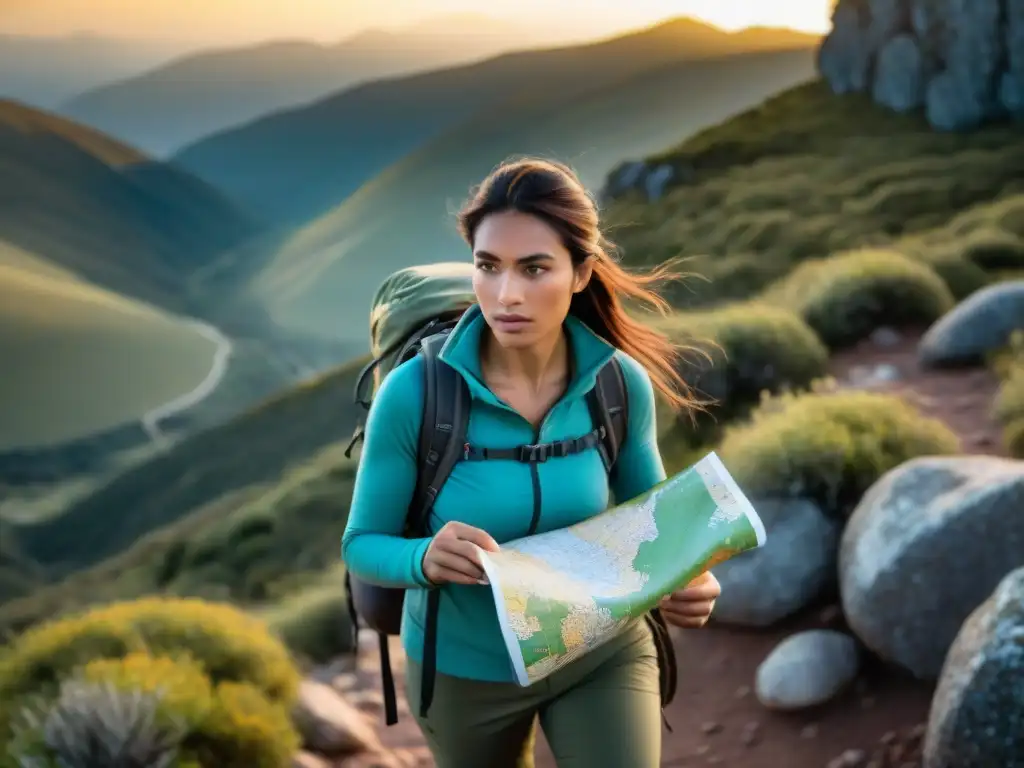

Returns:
55,14,614,157
173,19,818,344
0,33,190,110
0,14,820,463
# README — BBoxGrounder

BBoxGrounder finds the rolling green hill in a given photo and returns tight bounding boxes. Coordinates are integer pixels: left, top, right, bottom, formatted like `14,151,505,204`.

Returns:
232,45,817,344
0,241,220,450
0,98,260,315
173,18,818,227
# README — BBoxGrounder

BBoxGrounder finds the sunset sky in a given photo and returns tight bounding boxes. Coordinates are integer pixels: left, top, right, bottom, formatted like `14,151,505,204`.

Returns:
2,0,833,46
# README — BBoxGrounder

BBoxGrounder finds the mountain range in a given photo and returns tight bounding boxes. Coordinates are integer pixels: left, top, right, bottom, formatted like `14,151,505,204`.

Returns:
0,15,820,463
54,14,616,157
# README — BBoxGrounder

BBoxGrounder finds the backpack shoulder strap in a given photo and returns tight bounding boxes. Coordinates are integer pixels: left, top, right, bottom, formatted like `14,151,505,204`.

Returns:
408,333,470,536
585,355,629,477
407,332,470,722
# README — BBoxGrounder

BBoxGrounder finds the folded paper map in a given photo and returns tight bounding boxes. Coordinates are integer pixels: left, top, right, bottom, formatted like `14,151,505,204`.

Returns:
476,451,766,687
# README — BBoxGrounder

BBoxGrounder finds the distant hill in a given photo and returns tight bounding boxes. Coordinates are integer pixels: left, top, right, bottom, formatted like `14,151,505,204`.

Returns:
173,18,819,227
0,33,188,110
0,99,259,314
0,100,293,455
60,15,597,158
210,43,817,345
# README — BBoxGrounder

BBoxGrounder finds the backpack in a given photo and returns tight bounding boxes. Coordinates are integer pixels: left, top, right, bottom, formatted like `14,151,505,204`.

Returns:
343,262,678,730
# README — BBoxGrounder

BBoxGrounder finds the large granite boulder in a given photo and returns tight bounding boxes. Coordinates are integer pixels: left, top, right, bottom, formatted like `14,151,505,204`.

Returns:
922,566,1024,768
839,455,1024,678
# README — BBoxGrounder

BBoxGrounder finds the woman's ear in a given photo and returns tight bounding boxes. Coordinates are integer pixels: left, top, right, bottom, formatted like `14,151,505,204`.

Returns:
573,258,595,294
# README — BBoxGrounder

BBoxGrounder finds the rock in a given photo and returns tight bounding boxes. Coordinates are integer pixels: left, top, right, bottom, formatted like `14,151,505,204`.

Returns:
873,34,926,111
818,0,1016,130
1003,0,1024,116
293,680,382,756
839,455,1024,679
293,752,331,768
870,326,903,347
922,566,1024,768
337,752,404,768
827,748,867,768
755,630,861,710
644,164,674,201
919,281,1024,367
711,498,840,627
925,0,1004,131
819,1,874,94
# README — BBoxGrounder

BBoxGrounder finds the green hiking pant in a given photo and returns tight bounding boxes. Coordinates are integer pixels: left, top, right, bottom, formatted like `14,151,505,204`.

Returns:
404,619,663,768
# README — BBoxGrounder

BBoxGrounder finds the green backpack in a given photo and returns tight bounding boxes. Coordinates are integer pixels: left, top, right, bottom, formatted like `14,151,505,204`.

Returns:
343,262,678,728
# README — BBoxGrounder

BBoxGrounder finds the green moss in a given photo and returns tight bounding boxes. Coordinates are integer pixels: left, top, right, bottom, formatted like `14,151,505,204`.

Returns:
762,248,955,349
657,302,828,441
717,387,961,517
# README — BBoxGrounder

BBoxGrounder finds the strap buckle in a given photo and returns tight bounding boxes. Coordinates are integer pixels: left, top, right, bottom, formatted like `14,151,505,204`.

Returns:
516,443,549,463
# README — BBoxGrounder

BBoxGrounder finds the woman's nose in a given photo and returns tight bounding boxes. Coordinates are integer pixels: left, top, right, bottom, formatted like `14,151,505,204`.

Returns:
497,274,523,306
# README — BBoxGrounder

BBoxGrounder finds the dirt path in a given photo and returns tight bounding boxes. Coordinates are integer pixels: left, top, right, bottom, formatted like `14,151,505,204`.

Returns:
329,326,1006,768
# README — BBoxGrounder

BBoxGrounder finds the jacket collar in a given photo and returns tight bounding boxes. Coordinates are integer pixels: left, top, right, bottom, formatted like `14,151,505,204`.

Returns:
437,303,616,412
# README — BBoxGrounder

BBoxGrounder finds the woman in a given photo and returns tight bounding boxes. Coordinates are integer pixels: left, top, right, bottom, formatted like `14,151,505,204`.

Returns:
342,157,721,768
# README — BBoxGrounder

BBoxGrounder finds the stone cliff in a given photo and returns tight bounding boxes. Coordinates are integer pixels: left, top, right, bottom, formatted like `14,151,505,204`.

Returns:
817,0,1024,130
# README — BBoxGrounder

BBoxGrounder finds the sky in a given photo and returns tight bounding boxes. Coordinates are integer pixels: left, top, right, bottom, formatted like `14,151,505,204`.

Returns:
1,0,833,47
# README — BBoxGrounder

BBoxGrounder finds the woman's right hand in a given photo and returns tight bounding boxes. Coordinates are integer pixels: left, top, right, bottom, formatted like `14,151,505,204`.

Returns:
422,521,501,586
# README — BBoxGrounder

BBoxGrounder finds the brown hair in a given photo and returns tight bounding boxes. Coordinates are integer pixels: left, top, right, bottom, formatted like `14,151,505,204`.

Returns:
456,156,703,415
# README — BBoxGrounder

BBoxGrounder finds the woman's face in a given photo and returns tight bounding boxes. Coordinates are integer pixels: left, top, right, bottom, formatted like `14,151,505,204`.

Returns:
472,210,591,349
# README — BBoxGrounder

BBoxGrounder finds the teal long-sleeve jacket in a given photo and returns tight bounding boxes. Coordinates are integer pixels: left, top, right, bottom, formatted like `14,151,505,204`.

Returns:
341,304,667,683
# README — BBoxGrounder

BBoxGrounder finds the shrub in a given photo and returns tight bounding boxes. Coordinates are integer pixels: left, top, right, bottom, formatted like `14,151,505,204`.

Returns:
6,652,300,768
261,576,355,667
658,303,829,439
960,228,1024,271
992,335,1024,458
0,597,301,742
921,251,993,300
768,248,956,349
6,674,187,768
717,387,961,518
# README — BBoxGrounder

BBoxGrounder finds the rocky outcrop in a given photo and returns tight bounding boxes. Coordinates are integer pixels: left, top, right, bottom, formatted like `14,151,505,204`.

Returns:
839,455,1024,679
818,0,1024,130
923,566,1024,768
918,280,1024,367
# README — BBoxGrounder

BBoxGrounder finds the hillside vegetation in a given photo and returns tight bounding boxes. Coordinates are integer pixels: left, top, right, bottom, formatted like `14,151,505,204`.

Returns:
0,99,259,314
602,80,1024,312
0,354,368,621
174,18,817,228
212,42,816,346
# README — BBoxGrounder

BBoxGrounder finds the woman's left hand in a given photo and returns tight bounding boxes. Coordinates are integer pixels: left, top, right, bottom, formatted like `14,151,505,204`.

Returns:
658,570,721,629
